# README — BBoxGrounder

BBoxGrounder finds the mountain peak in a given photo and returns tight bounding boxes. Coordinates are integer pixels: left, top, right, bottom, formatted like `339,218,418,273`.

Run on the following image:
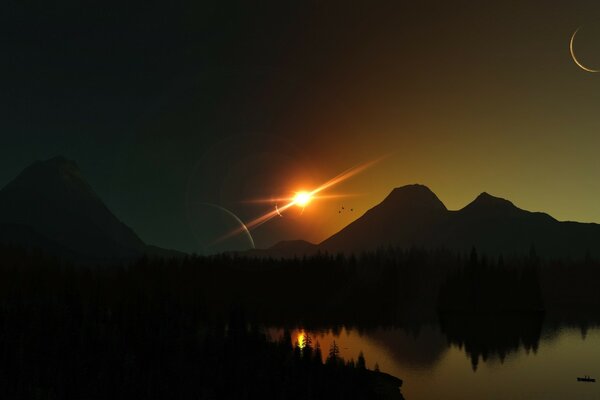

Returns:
27,156,80,173
303,184,600,258
460,191,520,217
5,156,94,198
45,155,76,166
472,192,515,208
0,156,147,260
382,184,447,212
42,156,80,173
390,183,433,194
320,184,447,253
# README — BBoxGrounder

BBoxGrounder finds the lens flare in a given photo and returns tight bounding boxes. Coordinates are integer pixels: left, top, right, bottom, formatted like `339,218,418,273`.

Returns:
213,156,386,244
293,191,312,207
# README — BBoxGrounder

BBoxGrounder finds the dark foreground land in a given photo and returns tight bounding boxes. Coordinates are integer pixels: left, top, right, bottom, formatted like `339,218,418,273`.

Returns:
1,244,600,399
0,245,406,400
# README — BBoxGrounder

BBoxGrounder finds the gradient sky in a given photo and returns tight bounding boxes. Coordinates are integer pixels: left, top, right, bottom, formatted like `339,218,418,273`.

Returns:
1,1,599,252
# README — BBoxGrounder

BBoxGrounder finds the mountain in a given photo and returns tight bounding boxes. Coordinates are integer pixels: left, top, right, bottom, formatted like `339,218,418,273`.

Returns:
321,185,449,253
242,239,318,258
318,184,600,258
0,156,182,263
10,159,595,262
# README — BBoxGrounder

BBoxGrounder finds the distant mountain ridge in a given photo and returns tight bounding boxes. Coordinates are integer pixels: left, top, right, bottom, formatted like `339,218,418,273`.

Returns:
242,240,318,258
268,184,600,259
0,156,181,263
2,158,598,261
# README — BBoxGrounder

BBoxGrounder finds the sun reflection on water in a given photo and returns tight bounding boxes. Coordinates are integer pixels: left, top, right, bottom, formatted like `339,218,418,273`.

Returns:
297,330,306,349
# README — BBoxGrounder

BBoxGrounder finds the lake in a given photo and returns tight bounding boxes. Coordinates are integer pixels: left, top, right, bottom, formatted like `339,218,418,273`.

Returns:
272,323,600,400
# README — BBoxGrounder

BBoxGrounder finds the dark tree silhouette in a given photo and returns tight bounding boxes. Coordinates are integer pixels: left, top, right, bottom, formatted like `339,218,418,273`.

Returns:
357,351,367,370
327,340,341,366
1,242,599,399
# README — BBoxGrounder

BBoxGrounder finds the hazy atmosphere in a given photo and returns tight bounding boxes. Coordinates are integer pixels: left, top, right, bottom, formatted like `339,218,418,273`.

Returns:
2,1,600,252
3,2,600,399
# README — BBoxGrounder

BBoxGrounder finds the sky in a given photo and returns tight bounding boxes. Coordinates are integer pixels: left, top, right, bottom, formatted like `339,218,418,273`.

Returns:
1,1,599,253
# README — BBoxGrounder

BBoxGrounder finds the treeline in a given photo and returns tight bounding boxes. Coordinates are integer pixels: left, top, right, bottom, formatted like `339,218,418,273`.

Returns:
437,248,543,313
1,244,599,326
0,244,455,329
0,245,405,399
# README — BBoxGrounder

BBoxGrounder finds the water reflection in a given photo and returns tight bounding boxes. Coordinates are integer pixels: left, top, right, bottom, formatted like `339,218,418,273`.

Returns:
439,312,544,370
272,320,600,400
297,330,307,349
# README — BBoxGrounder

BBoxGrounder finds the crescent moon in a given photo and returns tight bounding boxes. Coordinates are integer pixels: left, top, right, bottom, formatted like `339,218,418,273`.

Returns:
570,27,599,73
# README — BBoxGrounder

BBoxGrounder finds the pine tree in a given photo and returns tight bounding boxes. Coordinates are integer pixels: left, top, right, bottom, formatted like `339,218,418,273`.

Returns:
357,351,366,370
313,341,323,365
303,332,313,361
326,340,340,366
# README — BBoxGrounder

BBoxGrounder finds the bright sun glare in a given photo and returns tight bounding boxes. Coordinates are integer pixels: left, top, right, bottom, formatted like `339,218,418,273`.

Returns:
293,191,312,207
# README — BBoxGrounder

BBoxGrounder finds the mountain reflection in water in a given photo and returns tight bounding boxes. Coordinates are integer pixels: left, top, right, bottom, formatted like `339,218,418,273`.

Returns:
271,318,600,400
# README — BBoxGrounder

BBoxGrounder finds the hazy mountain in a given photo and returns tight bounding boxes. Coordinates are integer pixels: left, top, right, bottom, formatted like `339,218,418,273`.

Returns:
0,156,181,263
320,184,600,258
242,240,318,258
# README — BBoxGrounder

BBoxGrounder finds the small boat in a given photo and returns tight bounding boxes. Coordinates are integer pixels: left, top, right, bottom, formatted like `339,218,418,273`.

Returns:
577,376,595,382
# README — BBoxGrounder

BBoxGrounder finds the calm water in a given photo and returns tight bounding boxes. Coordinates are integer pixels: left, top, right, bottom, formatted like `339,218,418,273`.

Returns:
273,324,600,400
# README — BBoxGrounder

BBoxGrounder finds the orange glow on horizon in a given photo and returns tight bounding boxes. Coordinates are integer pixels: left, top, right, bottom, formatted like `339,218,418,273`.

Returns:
213,156,386,244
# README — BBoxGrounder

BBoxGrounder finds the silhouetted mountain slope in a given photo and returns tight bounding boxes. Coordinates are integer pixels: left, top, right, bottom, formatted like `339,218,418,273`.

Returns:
243,239,318,258
321,184,449,253
0,156,181,262
320,184,600,258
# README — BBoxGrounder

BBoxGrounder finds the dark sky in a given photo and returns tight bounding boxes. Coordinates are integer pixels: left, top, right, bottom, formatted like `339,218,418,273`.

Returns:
1,1,599,253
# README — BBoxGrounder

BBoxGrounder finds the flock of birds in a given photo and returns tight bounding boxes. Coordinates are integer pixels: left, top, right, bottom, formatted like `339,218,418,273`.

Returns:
338,206,354,214
274,204,356,217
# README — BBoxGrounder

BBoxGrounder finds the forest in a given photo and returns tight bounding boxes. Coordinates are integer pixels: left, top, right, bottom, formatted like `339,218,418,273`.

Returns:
1,244,600,397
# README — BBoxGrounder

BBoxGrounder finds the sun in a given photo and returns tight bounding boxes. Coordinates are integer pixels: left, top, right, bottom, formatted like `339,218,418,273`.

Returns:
293,191,312,207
